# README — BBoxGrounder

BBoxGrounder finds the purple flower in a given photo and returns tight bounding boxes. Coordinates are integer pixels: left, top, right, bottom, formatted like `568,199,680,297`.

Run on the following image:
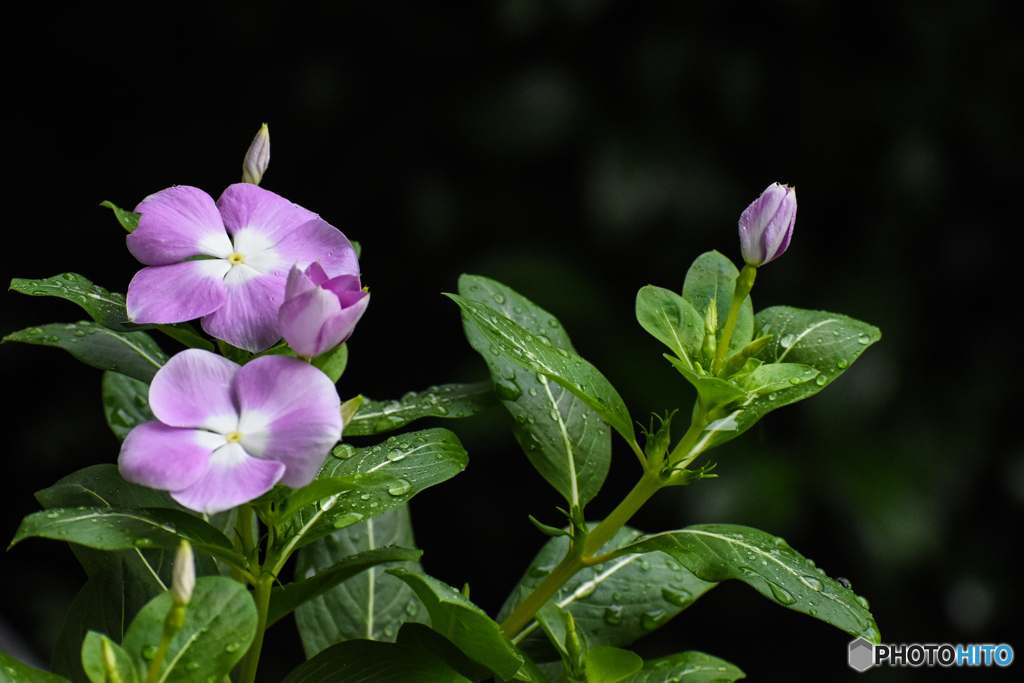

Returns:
118,349,342,514
738,183,796,266
278,262,370,359
126,183,358,353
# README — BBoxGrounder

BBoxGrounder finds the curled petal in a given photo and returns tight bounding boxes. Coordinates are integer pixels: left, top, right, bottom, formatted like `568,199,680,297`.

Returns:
119,422,222,492
129,186,234,265
278,286,343,358
311,291,369,353
283,264,317,303
200,269,285,353
738,183,796,266
233,355,342,488
149,349,240,432
170,442,285,515
216,183,318,243
126,259,230,324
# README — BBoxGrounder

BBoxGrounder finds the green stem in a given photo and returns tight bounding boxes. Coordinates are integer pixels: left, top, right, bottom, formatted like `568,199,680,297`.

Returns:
499,470,664,639
665,406,710,471
711,265,756,375
238,576,273,683
143,605,185,683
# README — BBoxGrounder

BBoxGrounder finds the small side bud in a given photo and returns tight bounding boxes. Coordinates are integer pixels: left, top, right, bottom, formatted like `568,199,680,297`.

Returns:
171,540,195,606
101,637,122,683
242,123,270,185
738,183,796,266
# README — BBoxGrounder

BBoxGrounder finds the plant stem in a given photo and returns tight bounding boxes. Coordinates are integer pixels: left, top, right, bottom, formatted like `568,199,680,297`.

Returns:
711,265,756,375
238,575,273,683
499,470,664,639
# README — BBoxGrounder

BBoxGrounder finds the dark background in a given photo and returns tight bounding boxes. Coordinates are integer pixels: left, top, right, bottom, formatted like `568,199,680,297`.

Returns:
2,1,1021,681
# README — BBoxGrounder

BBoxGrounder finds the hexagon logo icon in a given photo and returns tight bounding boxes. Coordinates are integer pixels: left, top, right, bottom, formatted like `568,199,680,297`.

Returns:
848,638,874,672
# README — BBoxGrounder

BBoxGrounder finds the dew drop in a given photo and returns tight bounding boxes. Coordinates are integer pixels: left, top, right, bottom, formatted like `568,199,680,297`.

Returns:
47,335,60,342
142,644,158,659
768,392,778,400
800,575,824,591
494,379,521,401
547,319,558,328
489,345,500,356
857,595,871,609
815,375,826,386
779,333,795,349
46,511,59,519
768,582,796,605
492,293,505,305
858,334,871,344
225,642,241,653
528,565,551,579
405,601,418,616
603,605,623,625
661,586,692,607
387,479,412,496
332,512,363,528
640,610,667,631
837,359,849,369
789,377,802,385
639,559,651,572
185,662,200,671
386,449,406,462
333,444,356,459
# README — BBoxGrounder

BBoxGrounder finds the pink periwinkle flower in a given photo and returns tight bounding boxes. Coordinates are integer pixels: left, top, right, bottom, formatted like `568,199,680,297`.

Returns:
738,183,796,266
118,349,342,514
126,183,358,353
279,262,370,359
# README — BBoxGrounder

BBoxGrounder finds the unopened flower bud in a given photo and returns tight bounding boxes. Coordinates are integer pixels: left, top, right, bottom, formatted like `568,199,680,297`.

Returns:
738,183,796,266
171,540,195,606
242,123,270,185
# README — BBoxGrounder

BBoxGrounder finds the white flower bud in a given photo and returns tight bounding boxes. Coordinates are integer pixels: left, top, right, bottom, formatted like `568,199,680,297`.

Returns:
171,540,195,606
242,123,270,185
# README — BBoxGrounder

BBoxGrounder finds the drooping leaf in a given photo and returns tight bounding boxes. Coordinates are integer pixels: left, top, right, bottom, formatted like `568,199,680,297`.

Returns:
388,569,537,682
102,371,156,441
0,649,70,683
284,429,468,550
499,526,716,662
459,275,611,509
3,321,167,383
397,623,494,683
447,292,638,453
270,545,424,630
81,632,139,683
10,273,133,331
616,525,880,643
344,383,496,436
680,251,754,356
294,504,428,657
635,285,704,370
620,651,745,683
121,577,257,683
101,200,141,233
280,639,473,683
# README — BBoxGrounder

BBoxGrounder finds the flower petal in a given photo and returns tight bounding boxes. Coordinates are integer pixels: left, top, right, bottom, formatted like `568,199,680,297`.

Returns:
233,355,342,488
149,349,240,432
272,219,359,278
118,421,222,492
278,286,343,358
200,269,285,352
216,183,318,243
170,442,285,514
283,263,317,301
316,292,369,349
129,186,234,265
126,259,230,324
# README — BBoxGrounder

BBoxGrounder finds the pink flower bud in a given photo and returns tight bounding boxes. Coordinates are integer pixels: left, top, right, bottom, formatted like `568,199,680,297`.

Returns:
242,124,270,185
738,183,796,266
279,262,369,359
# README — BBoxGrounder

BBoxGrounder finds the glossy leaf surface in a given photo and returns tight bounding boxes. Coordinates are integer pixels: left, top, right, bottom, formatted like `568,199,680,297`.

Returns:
635,285,704,368
280,639,472,683
345,383,495,436
620,651,745,682
459,275,611,508
101,200,140,232
102,371,155,441
10,273,133,331
681,251,754,356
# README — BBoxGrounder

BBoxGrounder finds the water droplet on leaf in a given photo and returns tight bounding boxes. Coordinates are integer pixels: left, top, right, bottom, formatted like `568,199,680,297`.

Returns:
603,606,623,625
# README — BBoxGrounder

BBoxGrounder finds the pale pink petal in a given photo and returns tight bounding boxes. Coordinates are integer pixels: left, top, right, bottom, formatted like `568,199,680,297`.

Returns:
126,260,230,324
233,356,342,488
149,349,240,432
215,183,318,243
316,293,370,349
200,269,285,353
271,220,359,278
278,287,343,358
170,442,285,514
129,186,234,265
119,422,222,492
284,264,317,300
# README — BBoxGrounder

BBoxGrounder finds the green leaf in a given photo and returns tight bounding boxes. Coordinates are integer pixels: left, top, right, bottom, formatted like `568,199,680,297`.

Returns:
10,273,133,331
0,649,70,683
284,429,468,550
620,651,745,683
681,251,754,356
458,275,611,509
387,569,529,681
153,323,214,351
3,321,167,383
312,343,348,382
121,577,257,683
274,474,398,523
447,292,638,454
617,525,880,642
499,526,715,663
586,647,643,683
101,200,141,233
689,307,880,452
344,383,496,436
102,371,155,441
11,506,244,571
635,285,704,369
397,622,495,682
81,632,139,683
294,504,428,657
270,545,423,630
738,362,817,395
280,639,473,683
